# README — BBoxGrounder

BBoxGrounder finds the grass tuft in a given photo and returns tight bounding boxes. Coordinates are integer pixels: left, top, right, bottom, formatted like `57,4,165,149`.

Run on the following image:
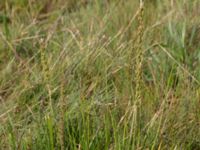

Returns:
0,0,200,149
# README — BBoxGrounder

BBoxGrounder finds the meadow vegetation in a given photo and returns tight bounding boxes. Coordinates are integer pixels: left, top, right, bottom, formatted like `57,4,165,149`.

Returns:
0,0,200,149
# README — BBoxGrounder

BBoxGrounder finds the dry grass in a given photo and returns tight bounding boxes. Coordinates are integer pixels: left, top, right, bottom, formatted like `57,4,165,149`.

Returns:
0,0,200,149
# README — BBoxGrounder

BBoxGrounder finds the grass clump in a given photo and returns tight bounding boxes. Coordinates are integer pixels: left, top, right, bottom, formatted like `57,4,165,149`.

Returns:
0,0,200,149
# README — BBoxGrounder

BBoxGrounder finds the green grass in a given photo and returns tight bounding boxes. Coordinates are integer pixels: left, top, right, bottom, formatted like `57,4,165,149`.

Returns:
0,0,200,149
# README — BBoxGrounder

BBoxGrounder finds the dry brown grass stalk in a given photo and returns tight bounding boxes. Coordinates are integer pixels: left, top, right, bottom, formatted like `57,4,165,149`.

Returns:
134,0,144,105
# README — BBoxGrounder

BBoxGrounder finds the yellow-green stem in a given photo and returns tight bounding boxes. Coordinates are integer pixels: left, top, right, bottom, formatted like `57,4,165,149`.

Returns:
135,0,144,105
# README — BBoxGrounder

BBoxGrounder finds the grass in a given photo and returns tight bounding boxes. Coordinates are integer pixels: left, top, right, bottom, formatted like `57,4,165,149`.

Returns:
0,0,200,149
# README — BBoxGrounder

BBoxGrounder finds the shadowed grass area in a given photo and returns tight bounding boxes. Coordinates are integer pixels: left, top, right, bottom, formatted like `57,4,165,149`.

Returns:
0,0,200,149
